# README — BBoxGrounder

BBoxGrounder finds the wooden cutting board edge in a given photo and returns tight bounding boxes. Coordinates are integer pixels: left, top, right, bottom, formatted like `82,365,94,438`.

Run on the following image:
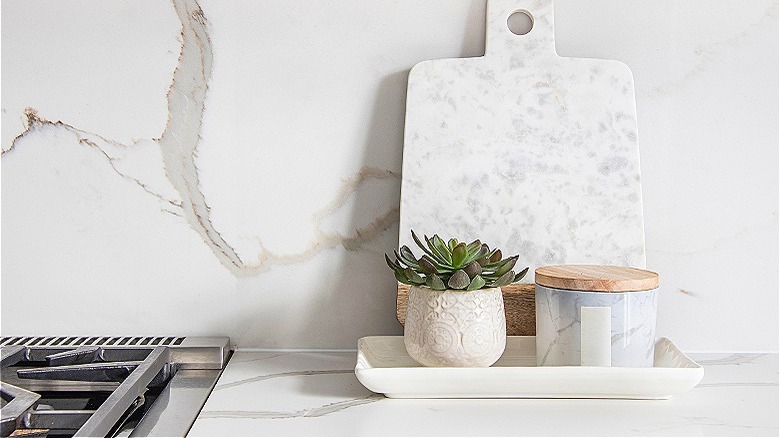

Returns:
396,283,536,336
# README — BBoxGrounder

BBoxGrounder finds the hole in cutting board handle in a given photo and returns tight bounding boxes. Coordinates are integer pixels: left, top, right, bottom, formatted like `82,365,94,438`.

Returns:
507,10,533,35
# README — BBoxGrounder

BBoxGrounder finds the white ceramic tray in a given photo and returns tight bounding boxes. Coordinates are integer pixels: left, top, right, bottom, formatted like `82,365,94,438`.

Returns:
355,336,703,399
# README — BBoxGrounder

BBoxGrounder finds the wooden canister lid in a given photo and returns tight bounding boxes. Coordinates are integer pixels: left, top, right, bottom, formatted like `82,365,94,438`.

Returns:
535,265,659,292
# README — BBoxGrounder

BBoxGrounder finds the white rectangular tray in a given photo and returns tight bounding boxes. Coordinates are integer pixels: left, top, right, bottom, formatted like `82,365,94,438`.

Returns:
355,336,703,399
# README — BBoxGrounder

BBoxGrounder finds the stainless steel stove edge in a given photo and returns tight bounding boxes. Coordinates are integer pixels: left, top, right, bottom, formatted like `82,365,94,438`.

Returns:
0,336,231,437
0,336,230,370
171,337,230,370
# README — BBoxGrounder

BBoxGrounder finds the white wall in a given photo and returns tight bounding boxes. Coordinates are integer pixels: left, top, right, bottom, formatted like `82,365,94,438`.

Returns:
1,0,777,351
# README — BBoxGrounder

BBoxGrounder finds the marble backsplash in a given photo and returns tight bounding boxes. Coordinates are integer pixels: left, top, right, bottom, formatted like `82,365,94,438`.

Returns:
1,0,777,350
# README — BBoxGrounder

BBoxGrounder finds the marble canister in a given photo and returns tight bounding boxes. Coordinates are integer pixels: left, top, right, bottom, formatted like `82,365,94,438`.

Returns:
534,265,659,367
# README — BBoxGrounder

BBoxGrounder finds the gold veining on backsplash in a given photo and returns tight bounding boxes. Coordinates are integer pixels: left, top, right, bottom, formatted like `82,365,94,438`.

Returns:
159,0,244,270
253,206,400,269
5,108,183,214
78,137,183,211
248,166,400,269
1,0,400,277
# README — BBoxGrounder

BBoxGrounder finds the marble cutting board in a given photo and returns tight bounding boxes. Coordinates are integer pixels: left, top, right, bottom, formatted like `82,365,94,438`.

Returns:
398,0,646,283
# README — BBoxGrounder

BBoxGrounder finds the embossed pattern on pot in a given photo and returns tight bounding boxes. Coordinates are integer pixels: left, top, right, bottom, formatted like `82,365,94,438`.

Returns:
404,286,506,367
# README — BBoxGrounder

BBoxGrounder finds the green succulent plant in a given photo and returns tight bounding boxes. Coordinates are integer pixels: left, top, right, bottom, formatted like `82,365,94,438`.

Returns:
386,231,529,291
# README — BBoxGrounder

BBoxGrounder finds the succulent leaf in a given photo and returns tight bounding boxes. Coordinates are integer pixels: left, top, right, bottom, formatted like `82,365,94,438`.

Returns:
447,270,470,290
411,230,438,260
390,231,527,291
466,240,482,255
385,253,402,271
493,255,518,276
514,267,529,282
484,248,498,260
494,270,515,287
481,254,518,272
426,274,446,291
470,245,489,264
464,260,482,278
431,235,453,264
451,243,468,268
404,268,425,285
418,256,439,274
424,235,451,266
393,250,408,268
465,275,486,291
399,246,419,267
394,269,409,284
420,255,456,273
479,262,500,271
476,245,490,260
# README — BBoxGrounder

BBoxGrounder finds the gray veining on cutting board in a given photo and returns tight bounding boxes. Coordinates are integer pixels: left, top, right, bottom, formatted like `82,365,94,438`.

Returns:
399,0,646,279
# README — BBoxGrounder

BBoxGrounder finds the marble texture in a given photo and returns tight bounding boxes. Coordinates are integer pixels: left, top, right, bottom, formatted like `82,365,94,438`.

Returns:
189,349,778,436
536,285,658,367
399,0,646,283
404,286,506,367
1,1,777,351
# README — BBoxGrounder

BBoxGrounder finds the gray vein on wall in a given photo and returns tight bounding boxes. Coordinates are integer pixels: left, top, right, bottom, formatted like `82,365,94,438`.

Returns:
199,395,383,420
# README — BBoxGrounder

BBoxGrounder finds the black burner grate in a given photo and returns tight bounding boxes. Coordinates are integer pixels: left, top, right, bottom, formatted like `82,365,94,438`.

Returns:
0,337,228,437
0,337,185,348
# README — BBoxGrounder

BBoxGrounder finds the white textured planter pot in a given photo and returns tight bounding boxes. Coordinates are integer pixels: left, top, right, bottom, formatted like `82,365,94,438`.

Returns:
404,286,506,367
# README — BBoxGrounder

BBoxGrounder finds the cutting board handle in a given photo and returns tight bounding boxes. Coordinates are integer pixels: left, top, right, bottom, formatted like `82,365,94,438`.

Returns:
485,0,557,57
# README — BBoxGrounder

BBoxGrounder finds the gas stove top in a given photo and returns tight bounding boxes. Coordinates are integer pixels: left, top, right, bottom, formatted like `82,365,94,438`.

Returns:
0,336,229,437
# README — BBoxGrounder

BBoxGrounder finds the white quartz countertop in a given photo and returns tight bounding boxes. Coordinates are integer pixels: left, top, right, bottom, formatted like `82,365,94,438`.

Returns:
189,347,778,436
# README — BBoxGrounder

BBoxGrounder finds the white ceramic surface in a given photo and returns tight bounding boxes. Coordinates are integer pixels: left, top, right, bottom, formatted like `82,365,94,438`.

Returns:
2,1,777,351
355,336,701,399
535,285,658,367
399,0,647,283
404,286,506,367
